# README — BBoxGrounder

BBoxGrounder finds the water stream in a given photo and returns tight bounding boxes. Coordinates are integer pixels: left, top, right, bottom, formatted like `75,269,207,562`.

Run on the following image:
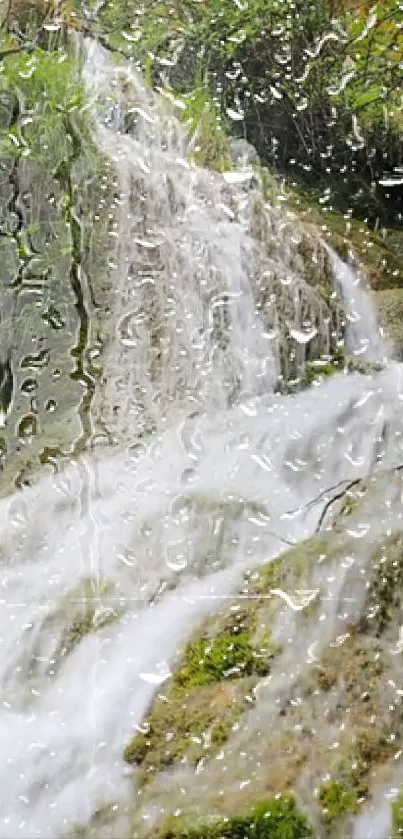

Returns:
0,40,402,838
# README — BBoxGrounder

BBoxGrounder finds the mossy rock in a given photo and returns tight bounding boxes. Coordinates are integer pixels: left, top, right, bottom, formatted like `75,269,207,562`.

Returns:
286,189,403,290
159,796,314,838
124,613,279,781
244,536,332,598
174,630,273,691
56,577,119,659
123,677,255,781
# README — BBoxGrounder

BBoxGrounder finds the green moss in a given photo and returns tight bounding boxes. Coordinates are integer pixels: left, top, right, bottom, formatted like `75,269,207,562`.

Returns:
173,631,271,691
392,790,403,838
123,609,280,780
312,632,393,828
318,780,359,827
245,537,331,597
123,678,253,779
159,796,314,838
346,357,384,375
61,606,117,655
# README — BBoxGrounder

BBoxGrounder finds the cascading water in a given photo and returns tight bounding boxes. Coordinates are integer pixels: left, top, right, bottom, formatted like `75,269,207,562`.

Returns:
329,247,389,363
0,39,403,839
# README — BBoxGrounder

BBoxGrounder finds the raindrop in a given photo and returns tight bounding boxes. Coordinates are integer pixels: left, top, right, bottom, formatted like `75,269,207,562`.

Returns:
289,326,318,344
21,378,38,394
18,414,37,440
181,467,198,485
164,542,188,572
8,497,30,527
118,311,143,347
270,588,319,611
127,443,146,463
21,350,49,370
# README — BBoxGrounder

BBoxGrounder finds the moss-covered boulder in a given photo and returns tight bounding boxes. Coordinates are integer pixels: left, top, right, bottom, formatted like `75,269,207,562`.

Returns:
159,797,314,838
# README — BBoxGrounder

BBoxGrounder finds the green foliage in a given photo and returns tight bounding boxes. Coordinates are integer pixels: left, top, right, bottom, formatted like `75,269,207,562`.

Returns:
159,796,314,838
0,46,89,171
318,780,359,826
177,86,231,172
392,790,403,838
93,0,403,225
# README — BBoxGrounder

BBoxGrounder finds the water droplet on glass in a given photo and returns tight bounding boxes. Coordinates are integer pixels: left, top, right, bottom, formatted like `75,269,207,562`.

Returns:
21,350,49,370
8,497,30,526
118,310,145,347
21,378,38,394
181,467,198,485
127,443,145,463
18,414,37,441
289,326,318,344
164,540,188,572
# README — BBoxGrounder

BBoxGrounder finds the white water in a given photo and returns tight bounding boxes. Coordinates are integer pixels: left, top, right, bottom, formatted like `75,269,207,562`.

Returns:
329,248,389,362
81,39,344,441
0,40,402,839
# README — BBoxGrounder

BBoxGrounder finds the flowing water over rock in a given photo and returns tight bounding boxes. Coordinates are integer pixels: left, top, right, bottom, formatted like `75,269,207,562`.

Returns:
329,248,389,363
0,39,402,839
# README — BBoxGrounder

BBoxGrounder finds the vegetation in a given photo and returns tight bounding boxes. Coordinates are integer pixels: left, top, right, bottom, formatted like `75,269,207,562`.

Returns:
90,0,403,228
173,630,273,691
123,613,279,780
159,796,314,838
177,86,231,172
285,189,403,290
392,790,403,838
123,677,255,779
318,780,359,826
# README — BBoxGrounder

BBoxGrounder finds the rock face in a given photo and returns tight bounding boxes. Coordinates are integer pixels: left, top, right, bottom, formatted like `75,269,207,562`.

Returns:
0,41,119,490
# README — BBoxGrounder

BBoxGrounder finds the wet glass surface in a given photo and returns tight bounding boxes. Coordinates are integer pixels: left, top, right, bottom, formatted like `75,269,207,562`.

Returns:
0,2,402,838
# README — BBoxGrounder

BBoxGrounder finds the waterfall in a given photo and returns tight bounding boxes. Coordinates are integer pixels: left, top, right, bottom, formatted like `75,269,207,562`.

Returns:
81,39,343,441
328,248,389,363
82,39,278,438
0,39,402,839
